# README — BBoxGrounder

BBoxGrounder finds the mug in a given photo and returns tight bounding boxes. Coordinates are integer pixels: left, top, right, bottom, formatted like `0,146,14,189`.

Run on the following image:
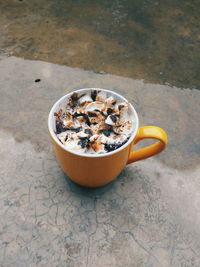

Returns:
48,88,168,187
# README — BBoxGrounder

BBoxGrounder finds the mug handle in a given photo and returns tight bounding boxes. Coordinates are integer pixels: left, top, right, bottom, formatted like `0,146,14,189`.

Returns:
127,126,168,164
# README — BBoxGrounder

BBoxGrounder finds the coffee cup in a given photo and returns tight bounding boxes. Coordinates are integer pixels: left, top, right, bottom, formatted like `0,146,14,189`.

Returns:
48,88,168,187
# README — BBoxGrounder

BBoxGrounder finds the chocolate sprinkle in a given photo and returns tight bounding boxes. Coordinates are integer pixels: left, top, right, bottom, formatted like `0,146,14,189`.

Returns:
104,144,120,152
69,92,79,108
83,114,91,126
56,121,65,134
99,129,110,137
107,108,113,115
73,112,85,119
110,115,117,123
65,127,82,133
71,92,78,100
73,112,91,126
118,105,125,110
91,90,97,101
106,125,120,135
88,112,97,117
104,139,129,152
84,129,92,135
78,137,90,148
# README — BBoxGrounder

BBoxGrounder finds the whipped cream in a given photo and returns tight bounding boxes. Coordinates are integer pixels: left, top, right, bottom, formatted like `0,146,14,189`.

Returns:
54,90,133,154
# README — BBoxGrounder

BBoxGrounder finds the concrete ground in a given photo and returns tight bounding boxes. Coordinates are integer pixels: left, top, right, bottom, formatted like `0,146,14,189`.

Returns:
0,0,200,89
0,0,200,266
0,57,200,266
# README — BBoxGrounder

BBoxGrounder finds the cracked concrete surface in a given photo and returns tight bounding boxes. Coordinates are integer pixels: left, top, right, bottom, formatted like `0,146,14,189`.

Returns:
0,57,200,266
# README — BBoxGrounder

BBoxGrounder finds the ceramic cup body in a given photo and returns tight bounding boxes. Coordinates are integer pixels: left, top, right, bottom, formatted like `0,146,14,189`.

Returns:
48,88,168,187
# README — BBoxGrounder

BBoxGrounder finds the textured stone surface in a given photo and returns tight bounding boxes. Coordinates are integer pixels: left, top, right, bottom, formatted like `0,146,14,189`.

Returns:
0,0,200,89
0,57,200,266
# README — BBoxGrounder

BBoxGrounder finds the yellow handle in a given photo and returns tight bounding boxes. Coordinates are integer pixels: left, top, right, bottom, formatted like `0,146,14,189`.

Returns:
127,126,168,164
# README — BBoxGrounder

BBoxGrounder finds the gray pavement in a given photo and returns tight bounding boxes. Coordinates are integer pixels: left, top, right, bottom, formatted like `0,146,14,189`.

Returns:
0,56,200,266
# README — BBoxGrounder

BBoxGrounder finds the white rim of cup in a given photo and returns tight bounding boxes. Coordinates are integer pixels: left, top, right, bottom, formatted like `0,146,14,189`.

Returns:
48,88,139,158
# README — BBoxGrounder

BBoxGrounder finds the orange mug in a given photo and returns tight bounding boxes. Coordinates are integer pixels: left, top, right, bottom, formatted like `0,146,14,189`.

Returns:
48,88,168,187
